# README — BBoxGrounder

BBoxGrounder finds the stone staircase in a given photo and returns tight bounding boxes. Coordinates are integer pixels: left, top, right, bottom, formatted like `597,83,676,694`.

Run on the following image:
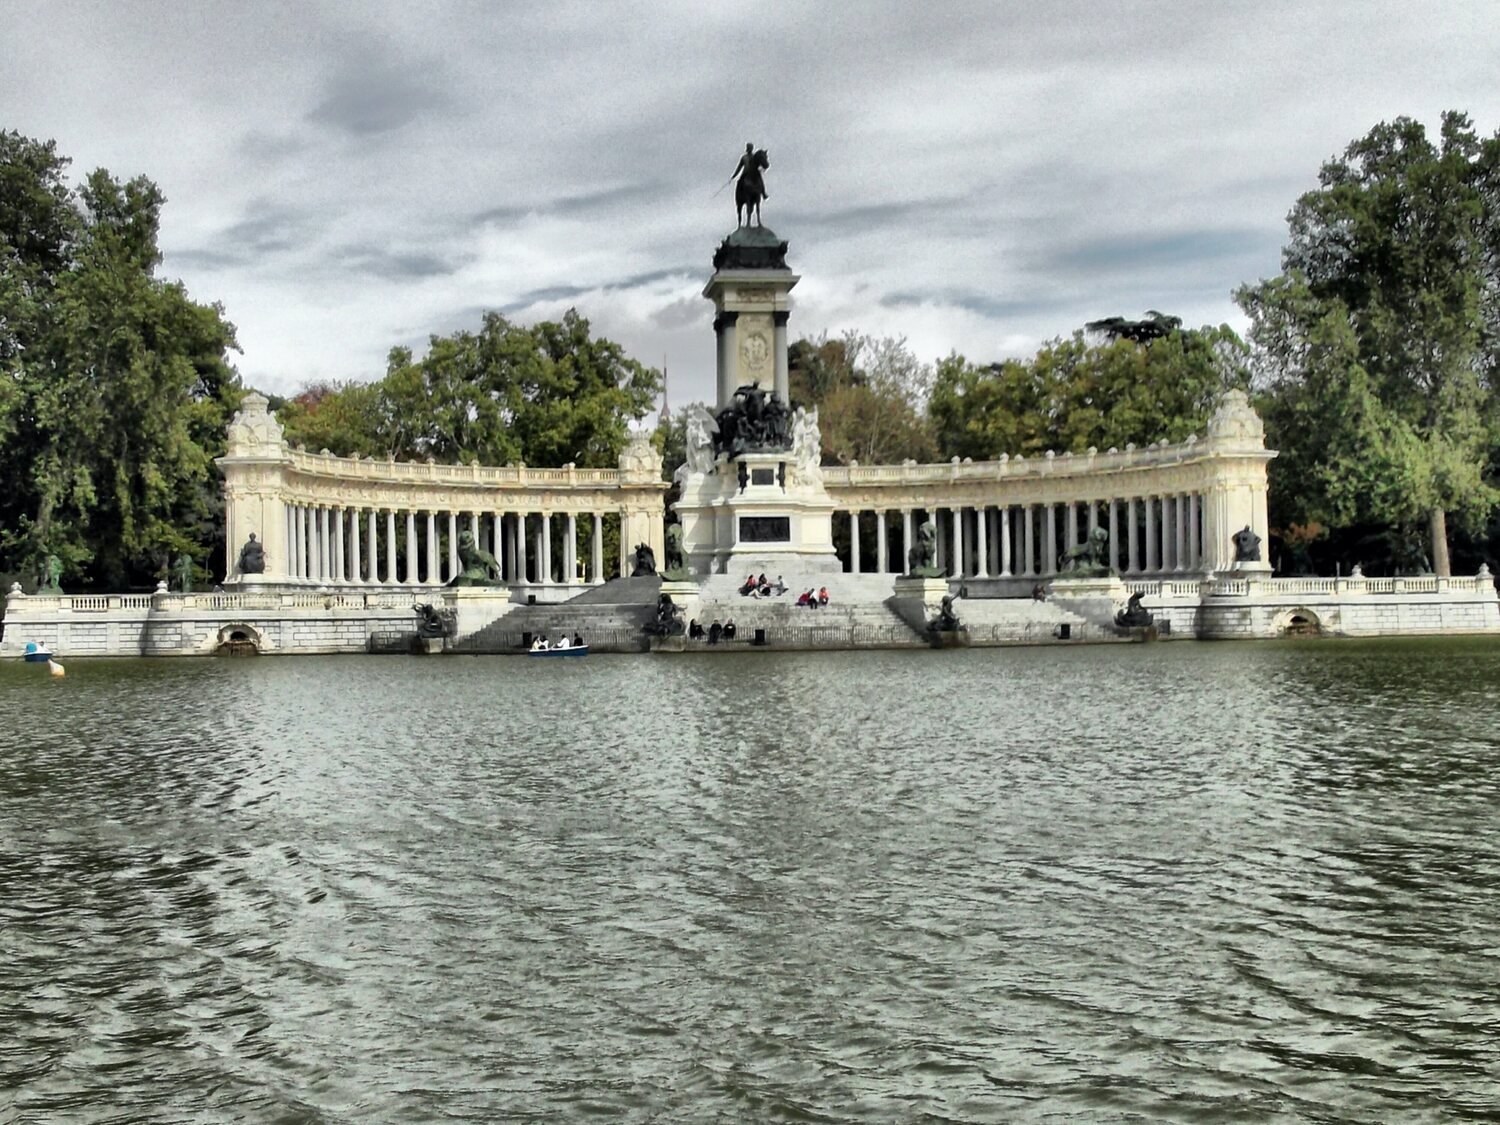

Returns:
684,573,927,648
450,576,660,653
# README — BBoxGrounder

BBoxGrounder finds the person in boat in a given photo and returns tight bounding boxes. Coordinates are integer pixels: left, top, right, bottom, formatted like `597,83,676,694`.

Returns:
708,620,723,644
573,633,583,647
532,634,548,650
723,619,737,641
554,634,570,649
818,586,830,606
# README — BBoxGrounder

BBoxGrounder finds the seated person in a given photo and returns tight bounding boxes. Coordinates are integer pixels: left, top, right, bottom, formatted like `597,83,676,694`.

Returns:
739,573,757,596
817,586,830,606
804,589,820,609
773,575,787,595
723,619,737,641
755,572,770,596
796,590,811,607
708,620,723,644
688,619,704,639
572,633,584,647
531,635,547,651
1032,583,1047,602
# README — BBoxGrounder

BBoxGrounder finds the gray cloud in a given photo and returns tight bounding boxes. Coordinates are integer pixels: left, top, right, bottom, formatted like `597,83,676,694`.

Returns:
307,62,451,136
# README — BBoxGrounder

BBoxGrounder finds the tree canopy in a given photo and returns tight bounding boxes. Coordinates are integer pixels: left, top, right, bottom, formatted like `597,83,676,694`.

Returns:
279,310,661,469
1238,111,1500,573
787,331,936,464
0,130,241,591
928,322,1247,461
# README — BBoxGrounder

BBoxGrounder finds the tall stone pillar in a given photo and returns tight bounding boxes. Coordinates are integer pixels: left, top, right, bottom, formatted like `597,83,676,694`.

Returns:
447,512,460,580
1065,503,1078,552
1044,505,1057,575
540,513,553,584
1174,495,1187,573
592,512,604,584
565,512,578,583
1023,505,1036,577
217,391,291,585
425,512,438,584
951,508,964,578
975,506,989,578
849,510,861,574
385,510,397,584
704,229,798,410
292,505,305,580
875,510,888,575
1161,496,1174,573
348,509,360,583
1107,500,1119,573
315,508,327,582
1188,494,1201,571
516,513,530,584
1145,497,1158,572
902,510,913,572
773,311,790,406
1000,506,1012,576
1126,497,1138,573
714,312,738,406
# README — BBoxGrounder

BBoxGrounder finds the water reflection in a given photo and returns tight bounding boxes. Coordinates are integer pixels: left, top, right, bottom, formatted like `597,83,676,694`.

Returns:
2,640,1499,1120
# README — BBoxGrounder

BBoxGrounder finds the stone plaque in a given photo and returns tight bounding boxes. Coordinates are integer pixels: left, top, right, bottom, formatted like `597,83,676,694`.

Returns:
739,516,790,543
750,467,775,485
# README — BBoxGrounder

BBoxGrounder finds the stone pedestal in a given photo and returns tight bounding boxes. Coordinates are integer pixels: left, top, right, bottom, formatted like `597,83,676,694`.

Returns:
704,228,797,406
889,575,953,634
658,579,702,628
1047,574,1131,629
676,453,839,576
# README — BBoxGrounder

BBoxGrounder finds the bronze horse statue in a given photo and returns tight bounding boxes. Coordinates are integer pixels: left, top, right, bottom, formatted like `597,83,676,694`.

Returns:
735,147,769,227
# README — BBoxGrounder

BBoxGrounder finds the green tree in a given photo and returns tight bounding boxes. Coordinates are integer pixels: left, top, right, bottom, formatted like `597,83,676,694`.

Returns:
1238,112,1500,573
787,331,936,464
928,322,1246,460
281,310,661,469
0,131,241,590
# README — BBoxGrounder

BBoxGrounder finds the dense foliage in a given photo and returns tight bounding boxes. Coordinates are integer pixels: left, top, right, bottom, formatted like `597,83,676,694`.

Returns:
787,332,936,465
278,310,661,469
1239,112,1500,573
928,325,1248,460
0,131,241,591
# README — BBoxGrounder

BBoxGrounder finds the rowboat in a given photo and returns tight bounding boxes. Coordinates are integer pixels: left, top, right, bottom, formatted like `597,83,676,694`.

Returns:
528,644,589,658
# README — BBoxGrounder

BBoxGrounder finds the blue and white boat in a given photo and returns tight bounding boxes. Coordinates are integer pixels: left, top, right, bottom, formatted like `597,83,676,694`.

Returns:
22,642,53,664
528,643,589,658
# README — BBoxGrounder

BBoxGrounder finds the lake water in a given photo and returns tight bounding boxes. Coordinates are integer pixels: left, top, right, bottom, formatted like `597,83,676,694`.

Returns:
2,640,1499,1122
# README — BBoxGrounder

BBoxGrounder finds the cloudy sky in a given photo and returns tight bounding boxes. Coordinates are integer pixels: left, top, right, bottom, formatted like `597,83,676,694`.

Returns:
4,1,1498,406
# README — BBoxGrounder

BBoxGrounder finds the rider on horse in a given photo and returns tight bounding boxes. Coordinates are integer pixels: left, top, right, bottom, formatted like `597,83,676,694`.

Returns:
733,142,769,227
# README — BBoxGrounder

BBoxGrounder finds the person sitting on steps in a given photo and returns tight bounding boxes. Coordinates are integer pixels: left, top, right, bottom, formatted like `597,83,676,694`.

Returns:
723,619,737,641
796,590,811,607
708,620,723,644
739,573,757,597
818,586,830,606
773,575,787,595
689,619,704,639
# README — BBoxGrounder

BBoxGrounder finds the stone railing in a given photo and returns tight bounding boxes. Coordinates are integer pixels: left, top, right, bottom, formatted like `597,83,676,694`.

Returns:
285,447,628,488
1124,574,1496,599
5,585,427,614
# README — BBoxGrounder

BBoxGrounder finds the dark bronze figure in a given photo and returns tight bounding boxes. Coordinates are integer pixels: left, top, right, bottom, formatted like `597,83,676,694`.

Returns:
1114,591,1154,628
237,533,266,575
733,143,769,227
907,520,944,578
712,385,792,459
631,543,658,577
413,603,455,638
1232,525,1262,563
643,593,685,637
1059,527,1111,576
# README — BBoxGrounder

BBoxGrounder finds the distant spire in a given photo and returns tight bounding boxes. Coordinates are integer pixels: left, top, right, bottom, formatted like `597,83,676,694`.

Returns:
659,354,671,424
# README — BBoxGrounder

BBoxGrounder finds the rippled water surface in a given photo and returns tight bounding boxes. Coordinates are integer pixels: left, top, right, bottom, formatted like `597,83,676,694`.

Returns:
3,640,1500,1122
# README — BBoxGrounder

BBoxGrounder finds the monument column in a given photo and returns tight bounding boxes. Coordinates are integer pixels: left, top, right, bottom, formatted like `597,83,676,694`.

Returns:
292,505,305,580
365,510,377,582
951,509,963,577
447,512,460,580
1107,500,1119,573
902,510,913,571
565,512,578,583
1022,505,1035,577
404,511,417,584
773,311,790,405
1189,493,1201,570
714,312,738,405
1065,503,1078,553
314,508,326,582
540,513,553,584
347,508,360,583
592,512,604,583
1000,506,1012,577
422,512,436,584
1144,497,1158,572
975,506,989,578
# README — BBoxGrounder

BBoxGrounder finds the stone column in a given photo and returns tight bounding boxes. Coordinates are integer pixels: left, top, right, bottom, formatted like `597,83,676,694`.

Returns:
447,512,460,580
714,312,738,407
565,512,578,583
1044,504,1057,575
335,507,348,582
1172,494,1186,572
364,510,376,583
1108,500,1119,573
902,509,913,572
1126,497,1139,574
1022,505,1035,576
385,510,397,584
349,509,361,583
516,513,530,584
1145,497,1158,572
951,508,964,577
424,512,437,584
592,512,604,584
311,507,324,582
404,511,416,584
773,311,790,406
546,510,558,582
849,510,861,574
975,506,989,578
1159,495,1173,573
1087,501,1099,537
1065,503,1078,553
999,506,1012,576
873,510,887,574
290,505,303,580
1188,494,1201,571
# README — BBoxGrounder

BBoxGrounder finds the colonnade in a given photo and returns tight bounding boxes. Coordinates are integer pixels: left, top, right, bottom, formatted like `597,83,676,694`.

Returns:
280,504,616,586
836,494,1208,577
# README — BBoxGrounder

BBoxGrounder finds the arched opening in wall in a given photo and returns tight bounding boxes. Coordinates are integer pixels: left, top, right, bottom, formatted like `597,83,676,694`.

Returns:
1276,608,1323,638
216,622,263,656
